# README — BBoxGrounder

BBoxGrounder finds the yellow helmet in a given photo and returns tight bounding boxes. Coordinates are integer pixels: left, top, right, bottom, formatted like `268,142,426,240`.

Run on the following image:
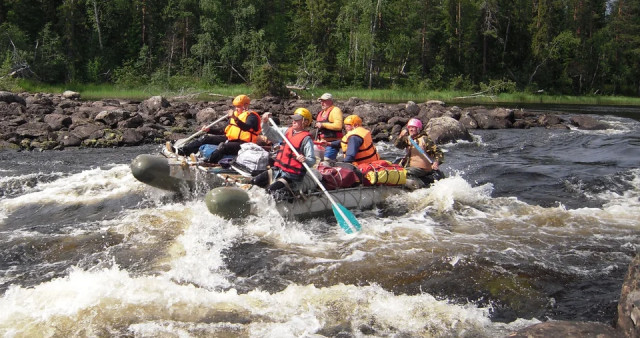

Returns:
293,107,312,123
232,94,250,107
344,114,362,126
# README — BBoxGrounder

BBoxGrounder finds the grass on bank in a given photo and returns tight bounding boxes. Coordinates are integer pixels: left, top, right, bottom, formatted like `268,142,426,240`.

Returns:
15,80,640,106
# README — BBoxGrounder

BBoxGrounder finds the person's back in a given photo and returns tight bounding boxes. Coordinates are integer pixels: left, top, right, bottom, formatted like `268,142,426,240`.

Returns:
338,115,379,165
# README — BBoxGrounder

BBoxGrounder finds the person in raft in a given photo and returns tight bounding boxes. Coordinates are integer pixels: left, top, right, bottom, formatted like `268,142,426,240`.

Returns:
314,93,343,161
394,118,445,189
167,94,261,163
250,108,316,199
322,114,380,165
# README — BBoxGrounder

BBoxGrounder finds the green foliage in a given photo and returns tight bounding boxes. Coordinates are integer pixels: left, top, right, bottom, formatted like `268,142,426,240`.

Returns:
479,78,517,94
32,23,67,83
252,63,288,98
0,53,21,91
0,0,638,97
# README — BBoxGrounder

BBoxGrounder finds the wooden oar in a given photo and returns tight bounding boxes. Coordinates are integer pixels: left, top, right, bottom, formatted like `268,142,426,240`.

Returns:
268,118,361,234
173,114,229,150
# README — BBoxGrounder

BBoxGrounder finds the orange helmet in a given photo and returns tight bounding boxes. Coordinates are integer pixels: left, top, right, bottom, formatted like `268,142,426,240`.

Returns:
344,115,362,126
232,94,250,107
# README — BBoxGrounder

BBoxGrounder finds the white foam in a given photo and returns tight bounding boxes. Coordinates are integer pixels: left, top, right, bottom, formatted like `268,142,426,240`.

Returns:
0,266,535,337
0,164,145,214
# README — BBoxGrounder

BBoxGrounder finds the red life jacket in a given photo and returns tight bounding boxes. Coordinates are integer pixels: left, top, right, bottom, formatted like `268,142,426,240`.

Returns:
316,106,343,141
274,128,311,176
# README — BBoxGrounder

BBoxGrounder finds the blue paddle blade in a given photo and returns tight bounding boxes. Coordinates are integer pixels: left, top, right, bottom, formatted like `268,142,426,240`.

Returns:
332,203,361,233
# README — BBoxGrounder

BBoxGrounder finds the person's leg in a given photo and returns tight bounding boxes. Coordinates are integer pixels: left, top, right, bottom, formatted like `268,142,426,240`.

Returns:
207,141,243,163
323,146,338,160
250,169,271,188
180,134,227,156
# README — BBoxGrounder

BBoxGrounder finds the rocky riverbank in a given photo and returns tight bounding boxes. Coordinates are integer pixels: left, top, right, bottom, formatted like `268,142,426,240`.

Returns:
0,91,612,151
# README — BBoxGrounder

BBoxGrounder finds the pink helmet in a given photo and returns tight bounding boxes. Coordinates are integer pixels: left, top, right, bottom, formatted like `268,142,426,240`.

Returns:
407,118,423,130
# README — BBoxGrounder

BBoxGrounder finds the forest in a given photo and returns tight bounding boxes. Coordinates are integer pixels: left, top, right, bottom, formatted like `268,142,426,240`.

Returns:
1,0,639,96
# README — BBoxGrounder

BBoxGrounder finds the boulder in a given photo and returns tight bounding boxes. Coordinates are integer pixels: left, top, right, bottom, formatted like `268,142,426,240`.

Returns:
71,124,103,140
95,109,130,128
508,321,620,338
570,115,611,130
121,128,144,145
44,114,72,131
405,101,420,115
0,91,26,105
62,90,81,100
618,254,640,337
15,122,52,138
352,103,392,125
140,95,169,114
425,116,473,144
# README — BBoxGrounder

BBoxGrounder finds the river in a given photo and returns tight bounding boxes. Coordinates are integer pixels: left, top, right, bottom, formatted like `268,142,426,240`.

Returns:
0,109,638,337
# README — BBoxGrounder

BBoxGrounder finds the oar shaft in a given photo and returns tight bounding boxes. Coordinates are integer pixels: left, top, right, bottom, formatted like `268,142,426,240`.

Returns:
176,114,229,148
268,118,357,233
406,131,433,164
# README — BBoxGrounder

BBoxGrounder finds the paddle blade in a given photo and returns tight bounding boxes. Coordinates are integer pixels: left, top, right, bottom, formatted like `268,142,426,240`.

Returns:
332,203,361,234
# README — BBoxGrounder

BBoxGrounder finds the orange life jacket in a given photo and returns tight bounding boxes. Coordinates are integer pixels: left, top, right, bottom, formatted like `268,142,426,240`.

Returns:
274,128,311,176
340,126,379,164
224,110,261,142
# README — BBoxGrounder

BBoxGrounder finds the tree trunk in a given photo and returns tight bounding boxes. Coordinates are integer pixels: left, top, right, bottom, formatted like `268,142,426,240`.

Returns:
92,0,103,50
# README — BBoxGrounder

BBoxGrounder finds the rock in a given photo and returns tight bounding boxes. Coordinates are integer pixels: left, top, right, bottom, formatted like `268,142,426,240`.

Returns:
44,113,72,131
352,103,392,125
0,91,26,105
71,124,103,140
538,114,564,128
425,116,473,144
459,112,478,129
508,321,620,338
405,101,420,115
57,132,83,147
95,109,130,128
62,90,80,100
196,107,223,125
140,95,169,114
121,129,144,145
471,107,514,129
117,114,144,129
618,254,640,338
15,122,52,138
570,115,611,130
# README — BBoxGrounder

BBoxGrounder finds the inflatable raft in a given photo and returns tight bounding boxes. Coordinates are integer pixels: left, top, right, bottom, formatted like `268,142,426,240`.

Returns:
130,148,248,192
205,183,403,220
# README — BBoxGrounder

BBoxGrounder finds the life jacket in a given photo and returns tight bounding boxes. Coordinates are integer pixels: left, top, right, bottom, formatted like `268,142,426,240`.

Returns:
224,110,262,143
406,135,434,171
340,126,379,164
316,106,343,141
274,128,311,176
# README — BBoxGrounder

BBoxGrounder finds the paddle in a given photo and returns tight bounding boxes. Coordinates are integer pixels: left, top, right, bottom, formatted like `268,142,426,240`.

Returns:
268,117,361,234
405,129,434,164
173,114,229,150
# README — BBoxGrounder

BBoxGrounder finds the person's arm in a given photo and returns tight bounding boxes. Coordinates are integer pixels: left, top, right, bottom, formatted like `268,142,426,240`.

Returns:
233,113,259,132
328,140,341,148
394,129,410,149
299,136,316,167
343,136,363,163
261,112,286,143
318,107,344,131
